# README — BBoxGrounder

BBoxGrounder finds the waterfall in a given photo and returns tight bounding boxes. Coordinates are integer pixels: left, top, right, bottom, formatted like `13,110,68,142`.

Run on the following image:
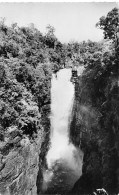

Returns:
42,68,83,194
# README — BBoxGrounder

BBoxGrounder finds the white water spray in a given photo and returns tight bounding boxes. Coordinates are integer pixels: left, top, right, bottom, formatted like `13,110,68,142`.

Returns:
42,68,83,192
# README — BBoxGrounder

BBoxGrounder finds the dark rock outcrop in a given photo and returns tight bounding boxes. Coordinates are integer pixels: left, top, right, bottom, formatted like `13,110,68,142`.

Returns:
70,72,118,195
70,78,103,194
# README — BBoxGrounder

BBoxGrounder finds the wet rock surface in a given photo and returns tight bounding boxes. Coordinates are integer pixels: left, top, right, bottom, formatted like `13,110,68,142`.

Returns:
0,129,44,195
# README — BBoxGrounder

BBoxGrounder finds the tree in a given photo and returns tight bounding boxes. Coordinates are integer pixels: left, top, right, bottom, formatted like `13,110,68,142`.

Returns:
96,7,119,40
46,24,55,37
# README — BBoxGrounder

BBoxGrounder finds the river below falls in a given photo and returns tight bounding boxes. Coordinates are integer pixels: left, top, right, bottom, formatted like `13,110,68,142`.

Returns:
40,68,83,195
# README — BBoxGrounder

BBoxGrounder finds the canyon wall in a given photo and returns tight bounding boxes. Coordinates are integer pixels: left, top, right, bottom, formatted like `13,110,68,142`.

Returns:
0,104,50,195
70,73,118,195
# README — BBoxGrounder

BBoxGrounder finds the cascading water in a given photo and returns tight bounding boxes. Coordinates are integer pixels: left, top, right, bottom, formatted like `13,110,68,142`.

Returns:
41,68,83,194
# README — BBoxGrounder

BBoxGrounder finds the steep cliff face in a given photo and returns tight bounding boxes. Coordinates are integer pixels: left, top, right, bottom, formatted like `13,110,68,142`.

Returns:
70,79,102,194
36,104,51,195
70,70,118,194
0,103,50,195
0,130,43,195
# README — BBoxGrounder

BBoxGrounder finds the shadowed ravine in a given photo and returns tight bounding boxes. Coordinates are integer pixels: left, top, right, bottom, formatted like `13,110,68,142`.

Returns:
41,69,83,195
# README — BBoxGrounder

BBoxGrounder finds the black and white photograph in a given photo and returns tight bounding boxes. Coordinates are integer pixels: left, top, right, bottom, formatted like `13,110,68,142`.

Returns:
0,1,118,195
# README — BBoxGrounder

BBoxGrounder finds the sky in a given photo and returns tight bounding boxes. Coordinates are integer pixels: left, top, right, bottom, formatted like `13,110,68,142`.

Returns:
0,2,117,43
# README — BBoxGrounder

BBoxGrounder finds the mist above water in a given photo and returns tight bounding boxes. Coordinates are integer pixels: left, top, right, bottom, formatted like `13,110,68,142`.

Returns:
42,68,83,194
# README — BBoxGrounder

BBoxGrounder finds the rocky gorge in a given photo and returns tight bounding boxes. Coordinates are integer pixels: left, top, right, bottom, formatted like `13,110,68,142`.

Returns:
0,6,118,195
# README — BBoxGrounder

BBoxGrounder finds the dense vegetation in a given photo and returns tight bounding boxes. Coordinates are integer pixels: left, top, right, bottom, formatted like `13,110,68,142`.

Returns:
70,7,119,195
0,20,68,141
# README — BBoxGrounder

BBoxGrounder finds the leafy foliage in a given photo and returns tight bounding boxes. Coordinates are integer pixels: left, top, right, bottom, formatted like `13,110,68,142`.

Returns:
0,21,64,139
96,7,119,40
